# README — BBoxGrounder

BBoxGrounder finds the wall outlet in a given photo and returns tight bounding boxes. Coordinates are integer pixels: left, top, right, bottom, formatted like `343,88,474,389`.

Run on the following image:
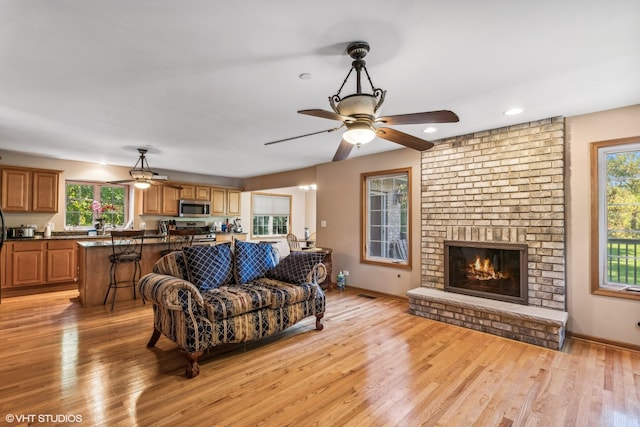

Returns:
321,220,327,227
343,270,349,276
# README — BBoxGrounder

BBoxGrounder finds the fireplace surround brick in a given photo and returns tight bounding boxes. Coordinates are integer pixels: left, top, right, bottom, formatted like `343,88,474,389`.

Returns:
411,117,567,348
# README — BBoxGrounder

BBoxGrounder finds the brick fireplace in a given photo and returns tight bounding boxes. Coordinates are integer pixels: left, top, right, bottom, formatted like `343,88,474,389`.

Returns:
408,117,568,349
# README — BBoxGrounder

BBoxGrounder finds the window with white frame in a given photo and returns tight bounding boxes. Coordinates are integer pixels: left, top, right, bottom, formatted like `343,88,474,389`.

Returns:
590,137,640,299
65,181,129,228
361,168,411,269
251,192,291,238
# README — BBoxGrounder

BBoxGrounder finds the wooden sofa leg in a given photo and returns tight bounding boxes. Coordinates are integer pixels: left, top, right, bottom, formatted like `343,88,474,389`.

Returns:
146,327,162,348
183,351,203,378
315,313,324,331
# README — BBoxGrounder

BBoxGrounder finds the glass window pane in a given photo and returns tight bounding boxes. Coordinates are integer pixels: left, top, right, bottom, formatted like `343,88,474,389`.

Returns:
361,168,411,268
603,148,640,288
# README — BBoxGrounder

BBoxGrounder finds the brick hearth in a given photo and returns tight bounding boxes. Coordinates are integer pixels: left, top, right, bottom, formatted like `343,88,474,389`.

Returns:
407,288,567,350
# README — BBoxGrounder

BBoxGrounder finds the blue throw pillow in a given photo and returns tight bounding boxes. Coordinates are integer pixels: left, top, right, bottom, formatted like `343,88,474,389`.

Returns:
182,244,233,291
234,240,278,284
265,251,325,284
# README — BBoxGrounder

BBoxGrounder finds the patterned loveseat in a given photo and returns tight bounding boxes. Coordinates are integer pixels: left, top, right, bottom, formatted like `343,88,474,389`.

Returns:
138,240,326,378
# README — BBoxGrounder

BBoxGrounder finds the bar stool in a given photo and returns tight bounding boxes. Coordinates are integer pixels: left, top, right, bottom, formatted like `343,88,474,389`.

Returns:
160,228,197,257
103,230,145,311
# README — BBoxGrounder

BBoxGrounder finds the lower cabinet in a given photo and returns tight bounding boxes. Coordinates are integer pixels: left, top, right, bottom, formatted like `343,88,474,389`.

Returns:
3,240,78,288
46,241,77,283
9,241,45,287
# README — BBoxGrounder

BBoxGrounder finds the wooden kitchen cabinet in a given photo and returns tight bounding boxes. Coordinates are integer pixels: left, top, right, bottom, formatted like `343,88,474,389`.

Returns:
1,168,30,212
0,242,9,287
142,185,162,215
195,186,211,201
1,167,60,213
32,170,59,212
46,240,77,283
9,241,46,287
142,185,180,215
161,186,180,215
227,189,241,216
211,188,226,215
179,185,196,200
3,239,79,289
180,185,211,201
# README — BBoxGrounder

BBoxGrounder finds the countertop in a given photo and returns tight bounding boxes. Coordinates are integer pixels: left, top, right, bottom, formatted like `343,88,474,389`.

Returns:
6,231,247,242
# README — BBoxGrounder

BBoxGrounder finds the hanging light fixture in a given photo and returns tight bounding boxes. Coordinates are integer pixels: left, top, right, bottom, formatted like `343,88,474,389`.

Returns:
134,181,151,189
328,41,386,146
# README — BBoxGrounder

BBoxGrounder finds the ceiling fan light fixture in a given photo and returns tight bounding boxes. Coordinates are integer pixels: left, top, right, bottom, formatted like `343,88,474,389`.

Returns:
134,181,151,189
337,94,378,117
343,122,376,145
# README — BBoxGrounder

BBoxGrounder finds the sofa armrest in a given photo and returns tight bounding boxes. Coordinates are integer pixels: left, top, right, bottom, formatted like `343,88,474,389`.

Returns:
138,273,204,310
310,262,327,284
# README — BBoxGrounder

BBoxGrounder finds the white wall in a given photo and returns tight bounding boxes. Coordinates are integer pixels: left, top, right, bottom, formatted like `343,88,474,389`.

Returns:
565,104,640,346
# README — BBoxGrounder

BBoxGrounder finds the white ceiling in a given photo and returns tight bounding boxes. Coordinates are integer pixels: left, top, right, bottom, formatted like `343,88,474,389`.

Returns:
1,1,639,179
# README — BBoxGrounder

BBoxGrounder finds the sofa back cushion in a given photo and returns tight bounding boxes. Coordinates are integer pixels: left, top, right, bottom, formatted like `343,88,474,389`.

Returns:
182,243,234,291
264,251,326,284
234,240,278,284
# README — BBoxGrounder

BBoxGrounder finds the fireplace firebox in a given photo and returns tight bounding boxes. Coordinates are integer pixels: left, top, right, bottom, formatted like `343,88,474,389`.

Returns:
444,240,528,305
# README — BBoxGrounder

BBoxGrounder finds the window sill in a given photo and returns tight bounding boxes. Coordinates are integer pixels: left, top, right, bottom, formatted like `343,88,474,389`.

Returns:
592,286,640,301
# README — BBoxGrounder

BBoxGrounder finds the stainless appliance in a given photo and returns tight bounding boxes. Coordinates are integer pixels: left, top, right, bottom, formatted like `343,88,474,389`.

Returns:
7,226,36,238
178,200,210,217
175,221,216,242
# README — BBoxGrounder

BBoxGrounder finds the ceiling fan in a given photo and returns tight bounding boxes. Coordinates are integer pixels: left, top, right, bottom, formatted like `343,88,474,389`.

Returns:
108,148,182,190
265,41,459,161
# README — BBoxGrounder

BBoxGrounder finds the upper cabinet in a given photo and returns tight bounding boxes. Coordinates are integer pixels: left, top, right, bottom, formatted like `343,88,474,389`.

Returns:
142,185,180,215
180,184,211,201
211,188,226,216
143,182,241,217
227,189,241,216
1,167,60,213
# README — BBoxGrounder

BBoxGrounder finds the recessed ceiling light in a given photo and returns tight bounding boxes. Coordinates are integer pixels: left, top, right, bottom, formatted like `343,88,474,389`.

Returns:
504,108,523,116
423,127,437,134
298,73,312,80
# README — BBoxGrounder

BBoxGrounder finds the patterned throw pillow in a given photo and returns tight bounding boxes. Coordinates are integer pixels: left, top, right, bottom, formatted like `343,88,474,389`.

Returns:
182,244,234,291
265,251,325,284
234,240,278,284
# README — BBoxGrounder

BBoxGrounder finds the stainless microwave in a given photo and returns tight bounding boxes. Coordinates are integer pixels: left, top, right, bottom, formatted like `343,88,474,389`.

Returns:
178,200,210,217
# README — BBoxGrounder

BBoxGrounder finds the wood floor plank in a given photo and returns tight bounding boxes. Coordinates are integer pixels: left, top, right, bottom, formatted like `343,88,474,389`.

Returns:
0,289,639,426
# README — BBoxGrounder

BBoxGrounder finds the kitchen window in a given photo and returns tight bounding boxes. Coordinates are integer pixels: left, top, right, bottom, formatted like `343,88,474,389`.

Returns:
361,168,412,269
251,192,291,238
65,181,129,228
590,136,640,300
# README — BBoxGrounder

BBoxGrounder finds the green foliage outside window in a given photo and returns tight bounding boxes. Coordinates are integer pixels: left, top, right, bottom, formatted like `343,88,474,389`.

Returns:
65,182,127,228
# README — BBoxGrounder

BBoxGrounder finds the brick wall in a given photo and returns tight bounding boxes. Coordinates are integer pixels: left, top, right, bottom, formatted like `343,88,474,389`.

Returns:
421,117,566,310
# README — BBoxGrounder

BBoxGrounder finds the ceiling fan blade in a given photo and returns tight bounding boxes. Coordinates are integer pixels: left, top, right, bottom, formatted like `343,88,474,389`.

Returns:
377,110,459,125
106,179,134,185
376,127,434,151
298,109,352,122
332,139,354,162
265,126,342,145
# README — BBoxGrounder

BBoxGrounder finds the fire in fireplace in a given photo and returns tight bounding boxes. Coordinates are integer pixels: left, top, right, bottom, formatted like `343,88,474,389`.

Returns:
444,240,528,305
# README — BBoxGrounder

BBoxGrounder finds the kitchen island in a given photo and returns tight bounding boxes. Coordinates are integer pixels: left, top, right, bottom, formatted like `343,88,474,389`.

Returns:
76,238,169,307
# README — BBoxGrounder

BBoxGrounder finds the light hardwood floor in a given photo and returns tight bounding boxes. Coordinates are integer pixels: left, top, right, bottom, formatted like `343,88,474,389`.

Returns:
0,288,638,426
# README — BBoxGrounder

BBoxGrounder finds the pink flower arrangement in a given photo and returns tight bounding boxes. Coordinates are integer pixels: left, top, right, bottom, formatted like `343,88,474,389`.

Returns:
91,201,116,217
